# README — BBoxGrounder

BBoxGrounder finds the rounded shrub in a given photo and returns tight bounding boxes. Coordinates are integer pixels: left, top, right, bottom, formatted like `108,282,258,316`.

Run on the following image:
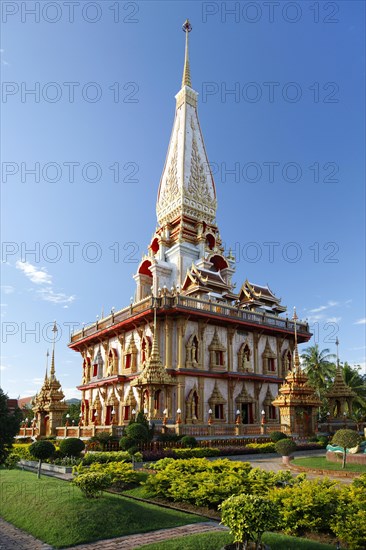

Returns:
180,435,197,448
119,436,136,451
29,440,55,460
59,437,85,457
125,422,149,442
270,431,288,443
275,438,297,456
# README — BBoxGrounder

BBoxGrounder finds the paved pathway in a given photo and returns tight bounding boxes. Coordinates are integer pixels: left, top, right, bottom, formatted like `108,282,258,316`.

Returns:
0,518,52,550
68,522,226,550
0,518,225,550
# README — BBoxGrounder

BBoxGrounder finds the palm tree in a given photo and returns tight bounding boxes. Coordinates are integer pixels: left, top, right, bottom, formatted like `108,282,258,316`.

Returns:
341,362,366,415
301,345,336,391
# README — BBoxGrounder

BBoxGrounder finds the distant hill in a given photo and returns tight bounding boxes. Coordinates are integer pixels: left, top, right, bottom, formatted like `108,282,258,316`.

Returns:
66,398,81,405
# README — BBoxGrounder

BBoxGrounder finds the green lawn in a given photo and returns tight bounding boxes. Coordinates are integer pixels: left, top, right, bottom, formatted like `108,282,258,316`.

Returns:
139,531,335,550
292,456,366,473
0,469,202,548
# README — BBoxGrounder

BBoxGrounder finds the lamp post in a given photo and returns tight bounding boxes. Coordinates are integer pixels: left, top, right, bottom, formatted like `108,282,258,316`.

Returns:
132,408,136,421
235,409,241,425
208,408,213,425
261,409,266,434
163,408,168,426
176,408,181,424
65,413,70,427
111,408,116,425
94,410,98,425
79,411,83,426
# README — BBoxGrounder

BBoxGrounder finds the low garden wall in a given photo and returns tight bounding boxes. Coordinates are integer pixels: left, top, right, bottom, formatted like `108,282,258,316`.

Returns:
18,459,73,474
326,451,366,465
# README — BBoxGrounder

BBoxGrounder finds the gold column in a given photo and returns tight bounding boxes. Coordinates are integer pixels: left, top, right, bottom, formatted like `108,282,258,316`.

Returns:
177,380,185,420
253,332,259,374
165,316,173,368
227,327,235,372
177,318,185,369
276,337,281,377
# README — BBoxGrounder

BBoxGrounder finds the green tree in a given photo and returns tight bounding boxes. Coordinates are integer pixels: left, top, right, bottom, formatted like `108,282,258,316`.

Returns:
332,429,361,469
341,362,366,415
0,388,23,463
62,402,81,424
29,440,55,478
301,345,336,413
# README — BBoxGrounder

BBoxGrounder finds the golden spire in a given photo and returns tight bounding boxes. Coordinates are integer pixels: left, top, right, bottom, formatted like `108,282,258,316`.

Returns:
44,349,49,381
50,321,58,380
181,19,192,88
335,336,340,368
292,307,301,372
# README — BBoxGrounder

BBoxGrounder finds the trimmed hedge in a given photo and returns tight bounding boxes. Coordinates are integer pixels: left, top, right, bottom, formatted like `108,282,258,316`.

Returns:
59,438,85,457
82,451,131,465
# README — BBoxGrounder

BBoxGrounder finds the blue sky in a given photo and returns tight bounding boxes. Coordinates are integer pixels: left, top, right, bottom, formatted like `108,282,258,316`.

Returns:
1,1,365,400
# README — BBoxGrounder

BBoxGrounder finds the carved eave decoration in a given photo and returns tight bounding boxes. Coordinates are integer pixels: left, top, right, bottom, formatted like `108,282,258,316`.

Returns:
235,383,254,404
208,381,227,407
262,338,276,359
208,329,226,352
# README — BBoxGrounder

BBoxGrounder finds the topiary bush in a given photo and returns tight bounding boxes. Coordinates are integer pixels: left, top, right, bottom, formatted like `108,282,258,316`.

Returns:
59,437,85,457
119,436,136,451
275,438,297,457
220,493,280,548
125,422,149,442
29,440,55,478
270,431,288,443
180,435,197,448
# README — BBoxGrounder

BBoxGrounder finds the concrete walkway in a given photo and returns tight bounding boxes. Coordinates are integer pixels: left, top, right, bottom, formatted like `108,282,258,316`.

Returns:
68,522,226,550
0,518,52,550
0,518,225,550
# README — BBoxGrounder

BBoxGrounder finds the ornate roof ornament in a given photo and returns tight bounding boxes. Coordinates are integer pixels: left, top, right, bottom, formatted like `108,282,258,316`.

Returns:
182,19,192,88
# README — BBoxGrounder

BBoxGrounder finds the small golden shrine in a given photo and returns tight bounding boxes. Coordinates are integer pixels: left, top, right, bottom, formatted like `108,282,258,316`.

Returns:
325,337,356,419
272,308,321,435
32,322,68,436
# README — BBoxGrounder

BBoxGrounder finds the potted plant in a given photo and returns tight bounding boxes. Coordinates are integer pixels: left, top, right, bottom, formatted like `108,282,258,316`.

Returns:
274,438,297,465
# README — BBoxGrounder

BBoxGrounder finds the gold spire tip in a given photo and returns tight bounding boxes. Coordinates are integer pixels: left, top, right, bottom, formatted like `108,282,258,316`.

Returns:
181,19,192,88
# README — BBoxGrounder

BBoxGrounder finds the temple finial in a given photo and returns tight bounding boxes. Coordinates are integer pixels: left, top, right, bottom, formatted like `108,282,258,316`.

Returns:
335,336,340,368
50,321,58,379
292,307,300,372
44,349,49,381
181,19,192,88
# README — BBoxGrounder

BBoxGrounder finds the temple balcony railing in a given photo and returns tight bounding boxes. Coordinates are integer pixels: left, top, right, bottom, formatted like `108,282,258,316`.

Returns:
70,294,309,344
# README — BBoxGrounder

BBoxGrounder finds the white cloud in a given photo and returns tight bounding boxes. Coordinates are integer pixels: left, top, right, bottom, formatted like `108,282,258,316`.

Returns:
32,377,44,384
309,300,339,313
16,261,52,285
15,261,75,306
0,365,7,371
36,288,75,305
354,318,366,325
1,285,14,295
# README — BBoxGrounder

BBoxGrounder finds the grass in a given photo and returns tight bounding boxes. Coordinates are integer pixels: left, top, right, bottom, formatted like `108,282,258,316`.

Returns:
139,531,335,550
292,456,366,473
0,469,202,548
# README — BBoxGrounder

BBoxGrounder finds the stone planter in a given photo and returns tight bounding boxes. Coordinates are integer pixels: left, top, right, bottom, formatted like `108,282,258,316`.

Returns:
281,455,293,466
19,459,73,474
